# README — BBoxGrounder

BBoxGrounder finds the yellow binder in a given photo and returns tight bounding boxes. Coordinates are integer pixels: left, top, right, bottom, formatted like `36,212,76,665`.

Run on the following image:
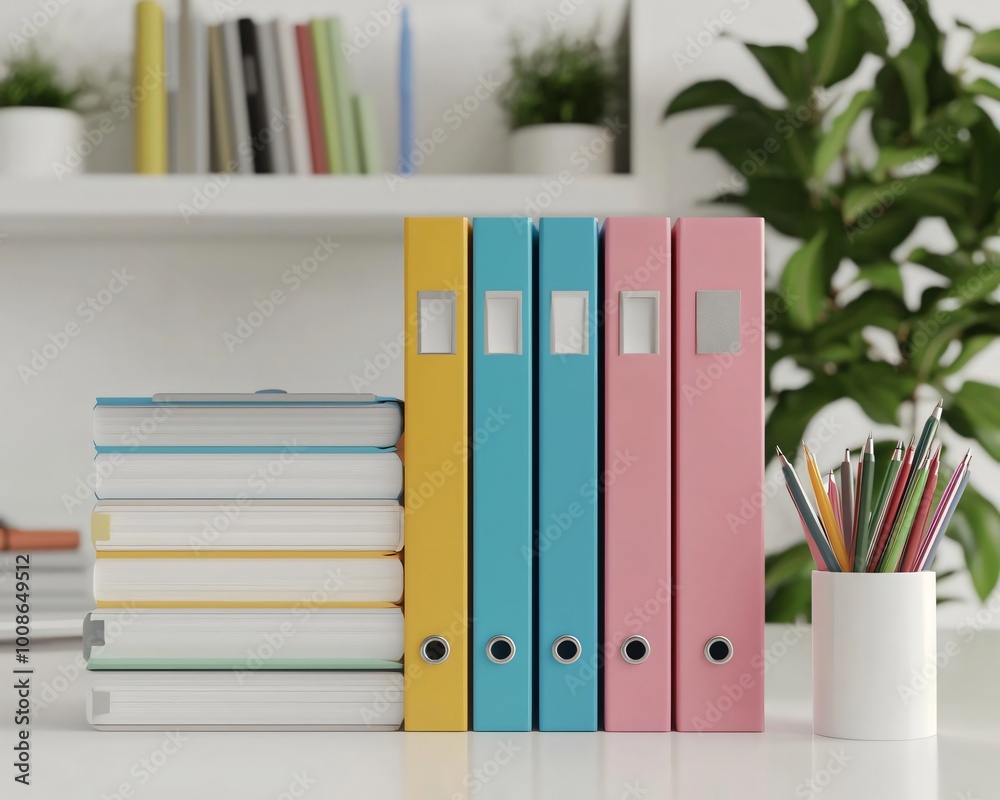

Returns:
403,217,469,731
134,0,168,174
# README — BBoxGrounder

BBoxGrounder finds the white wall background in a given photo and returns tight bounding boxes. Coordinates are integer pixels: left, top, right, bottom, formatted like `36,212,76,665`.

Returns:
1,0,999,626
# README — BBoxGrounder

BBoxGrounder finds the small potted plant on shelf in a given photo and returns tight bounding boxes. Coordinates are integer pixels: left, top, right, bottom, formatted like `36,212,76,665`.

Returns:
0,55,84,177
501,32,616,174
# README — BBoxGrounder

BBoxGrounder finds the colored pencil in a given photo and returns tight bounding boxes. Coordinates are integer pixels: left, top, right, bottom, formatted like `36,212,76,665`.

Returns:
899,446,940,572
840,449,854,557
803,443,849,570
777,448,840,572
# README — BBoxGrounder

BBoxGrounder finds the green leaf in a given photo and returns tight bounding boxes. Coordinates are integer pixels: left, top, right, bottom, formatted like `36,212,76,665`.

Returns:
969,29,1000,68
939,335,996,375
781,232,828,330
908,247,975,279
907,306,983,383
946,483,1000,601
836,362,916,424
766,377,838,462
894,40,931,134
766,572,813,622
714,178,823,239
874,146,935,174
949,256,1000,304
695,110,807,179
810,290,908,348
814,90,876,179
965,77,1000,102
746,44,814,103
951,380,1000,461
806,0,886,86
856,261,903,294
765,542,815,590
842,175,976,224
664,79,765,117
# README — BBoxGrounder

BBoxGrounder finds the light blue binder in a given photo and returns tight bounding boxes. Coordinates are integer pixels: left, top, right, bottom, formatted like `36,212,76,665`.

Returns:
537,217,598,731
471,217,535,731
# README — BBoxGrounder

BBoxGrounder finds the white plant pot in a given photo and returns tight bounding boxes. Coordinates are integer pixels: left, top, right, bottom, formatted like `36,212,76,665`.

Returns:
812,571,937,740
0,107,85,178
510,123,614,175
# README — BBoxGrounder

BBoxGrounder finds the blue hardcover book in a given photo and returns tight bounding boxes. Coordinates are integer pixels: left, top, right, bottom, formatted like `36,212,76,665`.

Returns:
472,217,535,731
537,217,598,731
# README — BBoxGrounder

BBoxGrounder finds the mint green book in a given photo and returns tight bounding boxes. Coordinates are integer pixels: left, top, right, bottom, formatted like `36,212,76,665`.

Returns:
310,18,343,173
353,94,383,174
326,17,361,174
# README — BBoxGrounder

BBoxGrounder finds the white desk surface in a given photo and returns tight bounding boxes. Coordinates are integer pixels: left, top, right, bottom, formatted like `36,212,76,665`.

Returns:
2,625,997,799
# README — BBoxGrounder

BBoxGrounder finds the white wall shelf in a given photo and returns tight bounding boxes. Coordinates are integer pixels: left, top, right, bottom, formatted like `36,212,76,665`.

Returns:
0,174,651,239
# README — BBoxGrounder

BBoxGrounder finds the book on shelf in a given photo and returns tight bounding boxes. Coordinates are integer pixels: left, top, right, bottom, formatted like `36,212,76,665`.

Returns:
132,2,380,176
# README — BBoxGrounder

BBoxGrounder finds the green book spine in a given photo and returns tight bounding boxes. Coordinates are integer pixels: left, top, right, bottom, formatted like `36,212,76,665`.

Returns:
326,17,361,174
310,18,343,173
353,94,383,174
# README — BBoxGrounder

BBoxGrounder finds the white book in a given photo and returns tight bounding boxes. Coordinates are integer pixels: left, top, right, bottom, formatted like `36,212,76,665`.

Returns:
93,452,402,500
221,18,254,174
177,0,210,172
273,18,312,175
88,671,404,731
94,395,402,448
84,607,403,668
92,499,403,551
93,554,402,604
257,17,292,174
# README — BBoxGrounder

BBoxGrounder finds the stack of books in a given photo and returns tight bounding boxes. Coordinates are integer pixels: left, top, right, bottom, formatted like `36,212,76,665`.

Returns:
84,392,406,731
134,0,393,175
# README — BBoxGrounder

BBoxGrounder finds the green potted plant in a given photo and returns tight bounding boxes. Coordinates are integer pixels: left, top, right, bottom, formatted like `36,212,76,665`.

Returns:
665,0,1000,620
0,55,83,177
501,32,615,174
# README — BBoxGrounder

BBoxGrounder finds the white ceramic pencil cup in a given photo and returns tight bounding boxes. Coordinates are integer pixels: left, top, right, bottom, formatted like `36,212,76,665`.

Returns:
812,571,936,740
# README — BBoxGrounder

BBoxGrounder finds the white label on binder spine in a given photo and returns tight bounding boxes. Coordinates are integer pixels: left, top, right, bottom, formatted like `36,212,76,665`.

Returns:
418,291,456,354
485,292,522,355
551,291,588,355
620,291,659,355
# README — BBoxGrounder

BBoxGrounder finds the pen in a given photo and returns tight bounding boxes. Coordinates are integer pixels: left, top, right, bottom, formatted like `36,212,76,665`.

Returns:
803,443,849,570
867,437,914,571
840,449,854,557
777,447,840,572
878,451,931,572
917,451,971,570
859,440,901,571
899,446,940,572
853,435,874,569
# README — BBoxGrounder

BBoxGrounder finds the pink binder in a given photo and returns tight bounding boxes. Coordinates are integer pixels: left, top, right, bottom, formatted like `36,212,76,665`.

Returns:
603,217,672,732
672,217,765,733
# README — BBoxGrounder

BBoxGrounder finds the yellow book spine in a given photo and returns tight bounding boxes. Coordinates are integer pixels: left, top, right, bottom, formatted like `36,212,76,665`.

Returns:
134,0,168,174
403,217,470,731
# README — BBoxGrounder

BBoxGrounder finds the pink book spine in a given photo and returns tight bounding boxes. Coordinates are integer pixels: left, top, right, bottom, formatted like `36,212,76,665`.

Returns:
603,217,672,731
672,217,765,732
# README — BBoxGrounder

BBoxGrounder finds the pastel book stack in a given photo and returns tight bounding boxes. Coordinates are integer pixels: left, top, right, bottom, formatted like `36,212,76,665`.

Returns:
84,392,406,731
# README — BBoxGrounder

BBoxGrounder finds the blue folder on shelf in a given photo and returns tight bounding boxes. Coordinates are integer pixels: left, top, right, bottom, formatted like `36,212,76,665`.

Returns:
537,217,598,731
471,217,535,732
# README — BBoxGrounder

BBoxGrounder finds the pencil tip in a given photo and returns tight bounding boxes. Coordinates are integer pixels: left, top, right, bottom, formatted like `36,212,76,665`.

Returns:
775,446,783,455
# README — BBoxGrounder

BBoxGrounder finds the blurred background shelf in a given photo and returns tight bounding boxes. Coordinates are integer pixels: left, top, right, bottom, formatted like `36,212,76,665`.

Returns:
0,174,649,238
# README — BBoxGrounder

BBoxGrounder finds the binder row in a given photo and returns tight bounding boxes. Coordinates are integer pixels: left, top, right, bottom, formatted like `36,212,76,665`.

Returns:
404,216,765,732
